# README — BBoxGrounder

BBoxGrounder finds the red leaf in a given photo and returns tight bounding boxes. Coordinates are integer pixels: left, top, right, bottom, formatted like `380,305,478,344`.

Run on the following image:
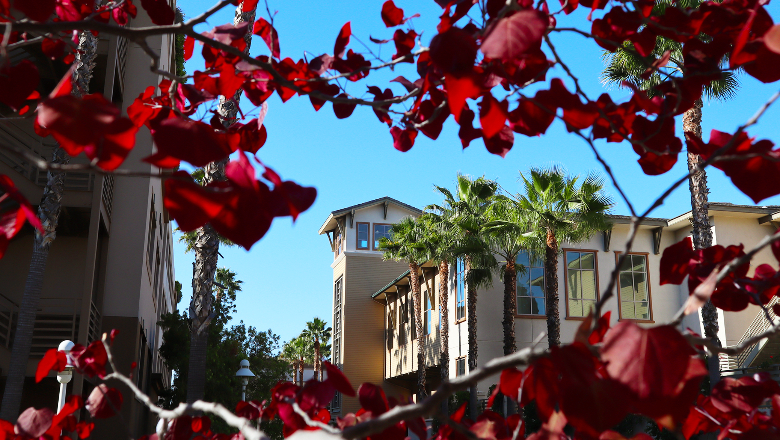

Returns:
334,22,351,58
70,341,108,378
163,171,234,232
358,383,389,415
0,60,40,111
13,0,55,21
41,38,66,60
36,348,67,382
112,0,137,25
660,237,696,285
479,95,508,139
235,401,262,419
509,97,554,137
191,416,211,434
253,18,280,59
631,116,682,176
261,163,317,220
323,361,356,397
139,0,174,25
483,125,514,158
392,29,417,62
390,126,418,152
37,93,137,170
150,118,233,167
587,311,611,345
333,94,357,119
15,407,53,438
75,421,94,439
480,10,548,61
711,372,780,414
184,36,195,60
381,1,404,27
499,368,523,401
86,385,123,419
445,73,482,122
430,27,478,76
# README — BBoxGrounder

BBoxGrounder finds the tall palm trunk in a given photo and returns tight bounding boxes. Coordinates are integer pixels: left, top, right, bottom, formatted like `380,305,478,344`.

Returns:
544,229,561,347
314,339,321,381
438,260,449,415
0,29,97,421
684,100,720,386
409,262,426,403
465,258,478,420
502,260,517,355
298,357,304,386
186,0,255,403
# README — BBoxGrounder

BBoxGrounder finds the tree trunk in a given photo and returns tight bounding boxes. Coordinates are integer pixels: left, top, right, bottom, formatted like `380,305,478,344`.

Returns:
299,357,304,386
409,262,426,403
502,258,518,415
314,340,321,381
544,229,561,347
187,331,208,403
466,258,478,420
0,28,97,421
186,0,256,404
684,100,721,386
438,260,450,415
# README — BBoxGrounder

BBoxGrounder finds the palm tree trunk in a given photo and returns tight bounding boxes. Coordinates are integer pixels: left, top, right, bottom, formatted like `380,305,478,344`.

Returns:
186,0,255,404
502,259,517,355
298,358,304,386
314,340,321,381
684,100,720,386
544,230,561,347
409,262,426,403
438,260,449,415
0,29,97,421
465,258,478,420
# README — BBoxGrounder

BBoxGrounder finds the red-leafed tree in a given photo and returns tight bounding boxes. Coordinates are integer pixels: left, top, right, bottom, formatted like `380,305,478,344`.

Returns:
4,0,780,439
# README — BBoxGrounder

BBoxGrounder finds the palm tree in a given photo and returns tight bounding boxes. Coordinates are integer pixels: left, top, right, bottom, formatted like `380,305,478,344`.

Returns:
518,168,612,347
280,341,299,384
187,0,256,404
290,336,313,386
601,0,739,346
301,318,331,381
429,175,497,419
379,217,429,403
0,29,99,420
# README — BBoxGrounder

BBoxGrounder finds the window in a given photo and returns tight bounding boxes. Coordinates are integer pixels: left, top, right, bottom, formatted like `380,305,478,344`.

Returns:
356,222,370,250
373,224,393,250
565,251,598,318
334,230,343,259
617,253,651,321
424,291,432,335
456,357,466,376
333,277,343,362
456,259,465,321
517,251,545,316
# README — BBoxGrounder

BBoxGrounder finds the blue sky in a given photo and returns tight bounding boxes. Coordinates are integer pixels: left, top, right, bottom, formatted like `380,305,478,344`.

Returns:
174,0,780,346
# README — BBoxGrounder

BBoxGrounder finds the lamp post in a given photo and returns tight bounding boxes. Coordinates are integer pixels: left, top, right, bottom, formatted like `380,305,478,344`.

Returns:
235,359,255,402
56,340,75,413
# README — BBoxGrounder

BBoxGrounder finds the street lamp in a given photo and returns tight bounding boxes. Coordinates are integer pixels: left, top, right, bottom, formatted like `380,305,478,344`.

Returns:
235,359,255,402
56,340,75,413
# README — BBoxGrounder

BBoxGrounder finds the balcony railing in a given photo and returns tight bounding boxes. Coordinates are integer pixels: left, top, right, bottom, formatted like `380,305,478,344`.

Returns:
0,294,102,356
724,296,780,371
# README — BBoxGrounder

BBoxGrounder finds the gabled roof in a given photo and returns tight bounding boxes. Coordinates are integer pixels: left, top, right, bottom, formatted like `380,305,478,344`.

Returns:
318,197,422,235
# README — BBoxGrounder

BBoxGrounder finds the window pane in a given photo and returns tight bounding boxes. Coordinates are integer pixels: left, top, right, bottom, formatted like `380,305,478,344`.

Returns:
568,270,581,299
532,297,546,315
619,254,631,271
580,252,595,269
530,268,545,295
581,271,597,300
619,273,634,301
621,302,635,320
567,252,580,269
583,300,596,316
634,272,648,302
518,297,532,315
518,285,530,298
632,255,646,273
569,299,583,317
517,251,529,267
635,301,650,320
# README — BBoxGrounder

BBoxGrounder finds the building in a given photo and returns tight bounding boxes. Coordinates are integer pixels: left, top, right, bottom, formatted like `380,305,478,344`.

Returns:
0,3,177,437
320,198,780,415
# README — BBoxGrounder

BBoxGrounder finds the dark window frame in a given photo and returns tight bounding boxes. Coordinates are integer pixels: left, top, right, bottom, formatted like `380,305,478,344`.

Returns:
356,222,370,250
563,249,600,320
615,252,654,323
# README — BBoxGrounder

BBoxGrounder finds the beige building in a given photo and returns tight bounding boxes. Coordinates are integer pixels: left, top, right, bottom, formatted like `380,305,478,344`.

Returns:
321,198,780,414
0,3,177,438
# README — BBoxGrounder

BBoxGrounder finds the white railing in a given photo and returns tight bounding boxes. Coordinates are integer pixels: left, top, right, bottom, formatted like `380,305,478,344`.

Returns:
726,296,780,370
